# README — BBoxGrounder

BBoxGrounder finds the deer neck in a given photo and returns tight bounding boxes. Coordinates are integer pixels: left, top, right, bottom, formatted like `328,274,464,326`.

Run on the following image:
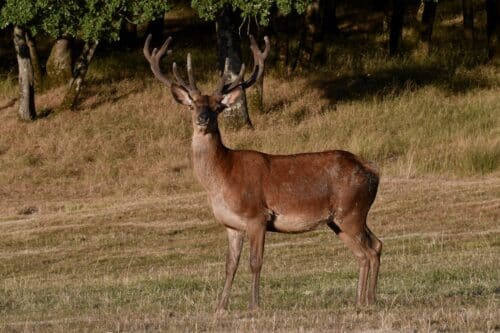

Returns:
191,130,229,192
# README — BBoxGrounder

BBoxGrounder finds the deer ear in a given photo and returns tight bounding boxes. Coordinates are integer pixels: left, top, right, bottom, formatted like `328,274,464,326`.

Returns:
171,84,193,106
221,88,242,108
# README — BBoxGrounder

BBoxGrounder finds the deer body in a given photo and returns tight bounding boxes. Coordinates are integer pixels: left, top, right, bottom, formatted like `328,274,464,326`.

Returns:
193,130,378,235
144,35,383,311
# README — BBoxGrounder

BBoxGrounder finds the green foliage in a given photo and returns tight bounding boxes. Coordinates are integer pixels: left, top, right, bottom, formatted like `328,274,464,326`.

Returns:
191,0,311,25
79,0,172,41
0,0,36,28
38,1,82,38
0,0,171,41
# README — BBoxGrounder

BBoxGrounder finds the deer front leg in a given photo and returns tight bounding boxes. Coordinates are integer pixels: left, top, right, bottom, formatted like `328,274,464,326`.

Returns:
248,223,266,311
217,227,244,312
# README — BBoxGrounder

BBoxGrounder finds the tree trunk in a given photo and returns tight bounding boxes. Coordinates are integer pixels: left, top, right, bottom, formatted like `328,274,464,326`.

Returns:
13,26,36,121
297,0,323,68
462,0,474,47
216,6,253,129
249,28,267,114
58,40,98,111
249,74,265,114
25,32,42,89
46,37,73,87
145,17,165,44
271,9,291,70
322,0,340,36
383,0,393,32
486,0,500,64
407,0,421,28
389,0,407,55
419,0,437,52
120,21,138,49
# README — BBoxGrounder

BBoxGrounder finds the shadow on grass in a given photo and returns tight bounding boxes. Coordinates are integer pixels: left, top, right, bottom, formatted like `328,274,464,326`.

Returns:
77,80,146,111
312,62,496,104
36,108,54,119
0,98,16,111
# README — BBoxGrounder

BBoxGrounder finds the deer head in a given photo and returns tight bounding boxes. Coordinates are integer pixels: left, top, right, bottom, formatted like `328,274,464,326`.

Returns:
143,34,270,134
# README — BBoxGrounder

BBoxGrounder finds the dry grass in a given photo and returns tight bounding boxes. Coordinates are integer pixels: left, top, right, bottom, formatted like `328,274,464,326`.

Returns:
0,177,498,332
0,62,498,204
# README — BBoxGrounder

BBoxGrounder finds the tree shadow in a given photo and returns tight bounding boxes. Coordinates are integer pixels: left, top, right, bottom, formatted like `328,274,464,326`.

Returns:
311,62,496,104
36,108,54,119
0,101,54,120
265,99,291,114
337,11,386,35
0,98,17,111
307,0,496,104
76,80,146,110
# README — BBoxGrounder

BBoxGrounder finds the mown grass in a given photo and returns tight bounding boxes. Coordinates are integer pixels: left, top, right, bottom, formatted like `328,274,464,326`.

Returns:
0,178,498,332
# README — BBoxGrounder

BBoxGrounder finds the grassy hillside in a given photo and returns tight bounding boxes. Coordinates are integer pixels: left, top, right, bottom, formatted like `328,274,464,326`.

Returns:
0,56,498,204
0,3,499,332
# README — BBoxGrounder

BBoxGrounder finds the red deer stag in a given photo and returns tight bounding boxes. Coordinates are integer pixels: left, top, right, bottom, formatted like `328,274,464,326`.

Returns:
144,35,382,311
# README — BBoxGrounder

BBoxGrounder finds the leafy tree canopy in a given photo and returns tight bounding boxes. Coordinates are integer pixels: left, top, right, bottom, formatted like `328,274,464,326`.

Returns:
191,0,311,25
0,0,171,41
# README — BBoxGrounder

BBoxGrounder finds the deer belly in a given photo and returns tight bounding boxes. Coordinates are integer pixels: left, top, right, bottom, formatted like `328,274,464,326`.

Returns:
270,213,330,233
211,201,248,231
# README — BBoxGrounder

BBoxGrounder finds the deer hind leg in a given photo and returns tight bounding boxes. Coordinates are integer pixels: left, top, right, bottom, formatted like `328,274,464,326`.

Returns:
365,226,382,305
328,216,376,306
217,227,244,312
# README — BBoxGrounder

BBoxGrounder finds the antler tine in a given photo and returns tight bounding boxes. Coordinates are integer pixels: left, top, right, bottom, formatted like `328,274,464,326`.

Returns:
214,60,246,96
215,58,230,95
143,34,153,62
221,63,246,93
172,62,190,89
216,35,270,95
261,35,271,58
241,35,270,89
186,53,200,93
172,54,201,95
143,34,173,87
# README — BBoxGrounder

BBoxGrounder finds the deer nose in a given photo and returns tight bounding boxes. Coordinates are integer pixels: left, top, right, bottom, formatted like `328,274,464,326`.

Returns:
197,113,210,125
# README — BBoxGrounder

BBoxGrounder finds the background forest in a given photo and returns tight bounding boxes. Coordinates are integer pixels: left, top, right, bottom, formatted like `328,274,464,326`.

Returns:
0,0,498,332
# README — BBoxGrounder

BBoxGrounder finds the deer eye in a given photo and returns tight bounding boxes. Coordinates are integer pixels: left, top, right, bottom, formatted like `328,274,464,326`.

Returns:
215,104,227,112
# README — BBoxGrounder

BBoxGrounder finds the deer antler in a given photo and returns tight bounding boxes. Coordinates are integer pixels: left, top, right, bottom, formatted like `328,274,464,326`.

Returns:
172,53,201,95
144,34,201,95
143,34,173,87
215,35,270,95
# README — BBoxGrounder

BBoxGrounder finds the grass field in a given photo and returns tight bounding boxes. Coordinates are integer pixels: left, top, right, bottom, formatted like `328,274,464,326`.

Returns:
1,177,498,332
1,2,500,332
